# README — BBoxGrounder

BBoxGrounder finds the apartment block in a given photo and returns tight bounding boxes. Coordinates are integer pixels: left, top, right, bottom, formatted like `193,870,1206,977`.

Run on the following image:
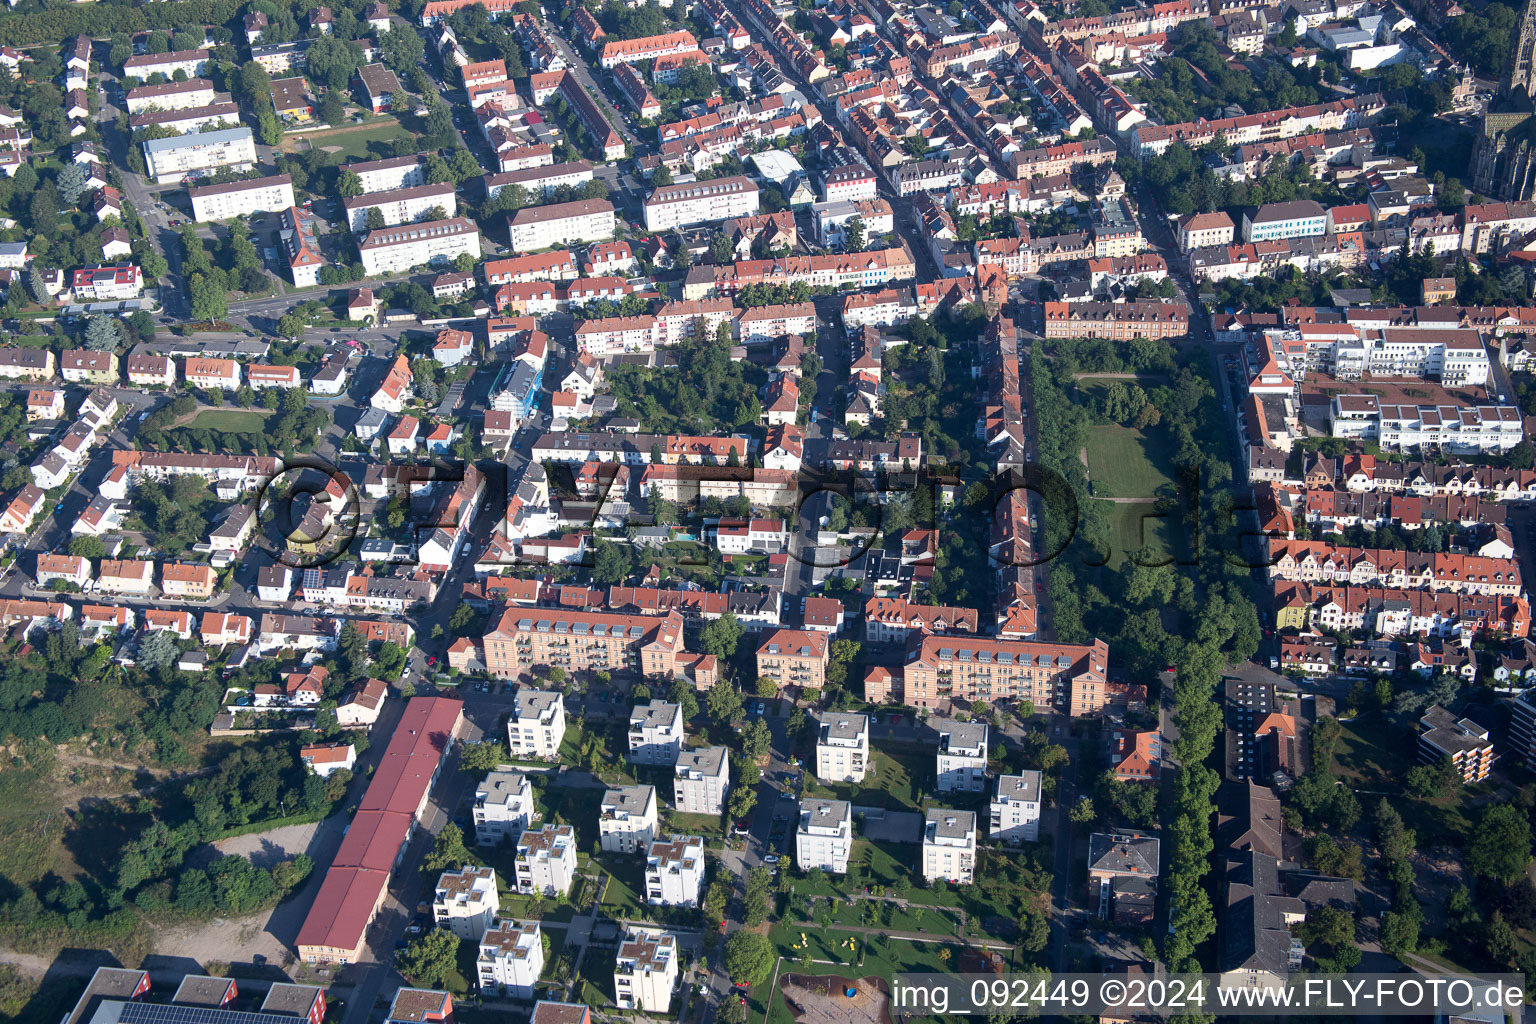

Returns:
615,930,679,1013
673,745,728,815
815,712,869,783
921,808,976,884
478,919,543,999
795,798,852,874
628,700,685,765
358,218,480,275
1417,704,1494,782
644,176,760,231
507,689,566,760
755,628,829,691
473,770,535,846
644,835,705,907
125,78,217,114
935,718,988,793
482,607,696,682
433,865,500,940
515,824,576,896
990,772,1042,843
902,635,1112,715
142,126,256,184
600,784,658,853
508,198,616,251
343,181,458,233
349,154,425,193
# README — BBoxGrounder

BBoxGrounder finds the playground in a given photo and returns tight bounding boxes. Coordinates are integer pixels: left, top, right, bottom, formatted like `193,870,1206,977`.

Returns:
780,974,893,1024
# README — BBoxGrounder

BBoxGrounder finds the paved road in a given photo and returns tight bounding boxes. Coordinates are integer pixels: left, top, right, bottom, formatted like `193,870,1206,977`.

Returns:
543,29,640,151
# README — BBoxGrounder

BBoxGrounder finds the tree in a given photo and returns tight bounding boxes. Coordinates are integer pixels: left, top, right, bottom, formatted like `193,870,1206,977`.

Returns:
84,315,123,352
69,535,105,559
56,163,87,207
592,540,629,584
705,681,744,725
738,718,771,758
754,676,779,698
139,629,180,671
844,215,864,253
397,928,460,986
188,273,229,322
319,89,347,126
460,740,509,773
724,931,774,985
422,823,471,874
700,612,744,657
381,25,427,74
668,677,699,720
256,108,282,146
1469,805,1534,884
304,35,363,91
364,207,386,231
727,783,757,821
1068,796,1095,825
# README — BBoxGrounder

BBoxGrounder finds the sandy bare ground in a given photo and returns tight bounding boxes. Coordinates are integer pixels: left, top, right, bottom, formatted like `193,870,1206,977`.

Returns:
152,814,351,968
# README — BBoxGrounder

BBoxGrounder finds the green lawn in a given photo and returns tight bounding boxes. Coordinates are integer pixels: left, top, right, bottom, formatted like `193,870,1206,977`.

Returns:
758,926,967,1024
286,117,415,160
1333,714,1480,845
1097,500,1182,569
1086,424,1177,498
185,409,270,433
801,748,933,811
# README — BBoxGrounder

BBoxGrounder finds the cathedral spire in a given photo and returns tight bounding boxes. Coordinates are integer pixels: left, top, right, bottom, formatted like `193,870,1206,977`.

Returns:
1508,0,1536,98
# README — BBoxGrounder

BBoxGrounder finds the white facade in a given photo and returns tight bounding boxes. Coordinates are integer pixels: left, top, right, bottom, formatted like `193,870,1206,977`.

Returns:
628,700,684,765
350,155,425,193
815,712,869,783
478,919,544,999
921,808,977,884
935,719,989,793
473,771,535,846
673,745,729,816
989,772,1042,843
344,181,458,233
125,79,216,114
508,199,616,251
142,127,257,184
795,798,852,874
644,836,705,907
359,218,480,275
433,865,501,940
508,689,566,760
190,174,296,222
644,176,760,231
515,824,577,896
615,931,679,1014
600,784,658,853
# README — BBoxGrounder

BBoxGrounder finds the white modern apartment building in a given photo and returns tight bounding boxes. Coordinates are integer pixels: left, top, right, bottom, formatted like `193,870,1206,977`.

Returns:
189,173,296,222
935,719,989,793
815,712,869,783
358,218,480,275
478,919,544,999
922,808,977,884
643,176,760,231
433,865,500,940
628,700,684,766
1242,200,1327,242
615,931,679,1013
990,772,1042,843
644,836,705,907
508,689,566,760
142,127,257,184
1328,395,1524,454
673,745,728,815
508,199,616,251
795,798,852,874
473,770,535,846
343,181,458,233
124,78,216,114
599,784,658,853
349,154,425,193
515,824,577,896
1329,329,1490,386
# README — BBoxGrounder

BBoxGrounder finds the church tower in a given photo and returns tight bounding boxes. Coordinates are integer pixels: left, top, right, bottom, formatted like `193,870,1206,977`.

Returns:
1508,0,1536,98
